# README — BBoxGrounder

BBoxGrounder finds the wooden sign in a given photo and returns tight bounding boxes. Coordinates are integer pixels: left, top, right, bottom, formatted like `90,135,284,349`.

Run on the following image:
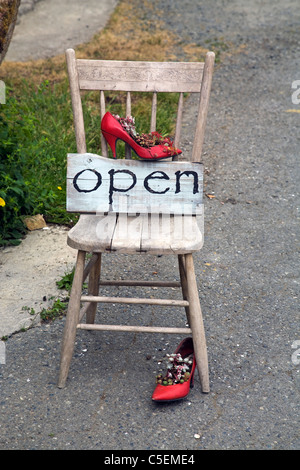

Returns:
67,153,203,215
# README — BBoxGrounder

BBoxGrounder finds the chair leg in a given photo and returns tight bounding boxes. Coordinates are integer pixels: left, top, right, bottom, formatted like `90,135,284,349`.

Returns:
184,253,210,393
178,254,190,326
58,250,86,388
86,253,101,324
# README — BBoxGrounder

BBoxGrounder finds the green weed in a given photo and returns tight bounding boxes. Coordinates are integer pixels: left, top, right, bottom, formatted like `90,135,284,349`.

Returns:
0,79,77,244
39,298,68,322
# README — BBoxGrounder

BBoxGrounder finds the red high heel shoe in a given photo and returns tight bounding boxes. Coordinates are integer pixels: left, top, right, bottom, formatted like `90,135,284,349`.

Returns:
152,337,196,402
101,112,182,160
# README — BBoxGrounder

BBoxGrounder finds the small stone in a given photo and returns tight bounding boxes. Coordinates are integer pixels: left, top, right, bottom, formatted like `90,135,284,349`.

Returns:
24,214,46,231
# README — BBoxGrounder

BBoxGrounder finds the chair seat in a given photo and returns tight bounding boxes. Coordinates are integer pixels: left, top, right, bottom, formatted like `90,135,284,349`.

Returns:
67,213,203,254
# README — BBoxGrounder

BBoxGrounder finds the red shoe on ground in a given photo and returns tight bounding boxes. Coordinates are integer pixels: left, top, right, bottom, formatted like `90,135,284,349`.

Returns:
152,337,196,402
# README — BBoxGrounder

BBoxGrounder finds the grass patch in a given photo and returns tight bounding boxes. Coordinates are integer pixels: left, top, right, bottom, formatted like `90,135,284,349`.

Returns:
0,0,232,246
39,298,68,322
20,297,68,324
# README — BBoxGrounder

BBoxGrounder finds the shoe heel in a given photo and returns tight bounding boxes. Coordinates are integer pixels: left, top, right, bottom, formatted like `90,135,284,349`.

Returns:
102,130,118,158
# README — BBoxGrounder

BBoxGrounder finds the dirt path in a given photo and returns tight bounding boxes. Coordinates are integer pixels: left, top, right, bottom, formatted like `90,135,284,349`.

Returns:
5,0,118,61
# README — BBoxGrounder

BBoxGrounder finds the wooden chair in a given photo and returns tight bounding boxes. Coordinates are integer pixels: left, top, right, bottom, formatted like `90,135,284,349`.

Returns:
58,48,215,392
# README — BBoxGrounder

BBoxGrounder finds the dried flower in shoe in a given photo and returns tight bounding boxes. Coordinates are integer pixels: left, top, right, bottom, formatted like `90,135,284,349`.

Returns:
156,352,194,386
113,114,179,153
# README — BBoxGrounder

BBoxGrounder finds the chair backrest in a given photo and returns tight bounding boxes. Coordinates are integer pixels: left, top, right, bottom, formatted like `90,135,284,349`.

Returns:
66,48,214,162
66,49,214,217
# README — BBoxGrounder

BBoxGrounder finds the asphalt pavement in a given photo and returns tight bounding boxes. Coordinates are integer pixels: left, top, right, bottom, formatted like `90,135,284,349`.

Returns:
0,0,299,451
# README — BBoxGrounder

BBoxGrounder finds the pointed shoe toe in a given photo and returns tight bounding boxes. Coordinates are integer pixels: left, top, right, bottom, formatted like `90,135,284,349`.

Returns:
152,380,193,402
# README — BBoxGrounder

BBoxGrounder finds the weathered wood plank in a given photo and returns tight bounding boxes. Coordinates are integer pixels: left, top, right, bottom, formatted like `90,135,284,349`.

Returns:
140,213,203,254
173,92,184,160
111,214,145,252
76,59,204,93
80,295,189,307
98,280,181,287
67,213,117,252
67,153,203,215
192,51,215,163
77,324,192,334
67,212,203,254
66,49,86,153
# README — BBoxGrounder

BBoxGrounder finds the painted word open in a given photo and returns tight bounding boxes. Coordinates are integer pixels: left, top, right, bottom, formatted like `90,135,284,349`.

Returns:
67,154,203,215
73,168,199,205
